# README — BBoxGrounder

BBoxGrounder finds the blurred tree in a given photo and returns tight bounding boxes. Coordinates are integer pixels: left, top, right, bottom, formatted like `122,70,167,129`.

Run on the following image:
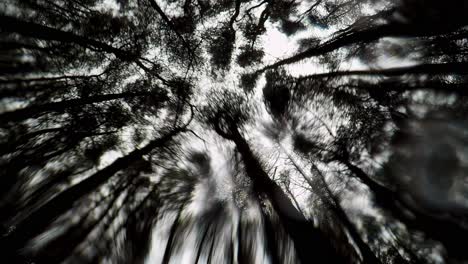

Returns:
2,0,468,263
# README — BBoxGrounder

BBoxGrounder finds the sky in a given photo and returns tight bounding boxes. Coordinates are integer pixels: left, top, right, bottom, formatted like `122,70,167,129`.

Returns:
85,0,457,263
141,1,383,263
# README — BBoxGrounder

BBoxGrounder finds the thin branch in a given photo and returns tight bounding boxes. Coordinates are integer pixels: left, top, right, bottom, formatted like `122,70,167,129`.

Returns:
147,0,194,56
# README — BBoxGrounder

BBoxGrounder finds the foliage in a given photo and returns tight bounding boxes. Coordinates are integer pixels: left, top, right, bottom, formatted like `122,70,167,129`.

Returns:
2,0,468,263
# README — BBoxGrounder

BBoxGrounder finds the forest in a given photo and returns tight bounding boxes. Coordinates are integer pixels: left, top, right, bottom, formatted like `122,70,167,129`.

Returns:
1,0,468,263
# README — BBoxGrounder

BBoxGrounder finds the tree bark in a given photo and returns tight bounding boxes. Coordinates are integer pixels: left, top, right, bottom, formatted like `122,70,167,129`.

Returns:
296,61,468,81
257,10,467,73
282,146,381,264
1,126,186,262
339,158,468,260
0,15,136,61
0,91,158,123
35,178,135,263
224,127,345,263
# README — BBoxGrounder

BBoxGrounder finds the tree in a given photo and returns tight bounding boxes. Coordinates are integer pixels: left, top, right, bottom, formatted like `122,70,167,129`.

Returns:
2,0,468,263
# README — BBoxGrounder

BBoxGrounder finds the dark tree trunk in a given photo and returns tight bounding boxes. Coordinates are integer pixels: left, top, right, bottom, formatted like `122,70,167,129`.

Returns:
161,204,184,264
34,178,135,264
258,10,467,73
223,127,346,264
339,159,468,261
0,15,136,61
297,62,468,80
261,208,282,264
285,151,381,264
0,91,157,123
0,127,185,262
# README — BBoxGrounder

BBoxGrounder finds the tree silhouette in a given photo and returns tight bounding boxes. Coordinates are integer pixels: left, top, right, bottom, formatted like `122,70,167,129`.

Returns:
2,0,468,263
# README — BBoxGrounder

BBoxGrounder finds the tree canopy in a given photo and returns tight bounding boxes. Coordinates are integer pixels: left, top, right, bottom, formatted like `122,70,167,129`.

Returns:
1,0,468,263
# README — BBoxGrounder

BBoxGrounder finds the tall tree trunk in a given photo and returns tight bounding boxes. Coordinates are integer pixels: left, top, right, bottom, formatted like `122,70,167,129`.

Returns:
35,177,136,263
0,14,168,81
296,61,468,81
313,166,381,264
0,91,158,123
258,9,467,73
0,126,185,263
0,15,136,61
280,144,381,264
161,203,185,264
339,158,468,260
224,127,345,263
